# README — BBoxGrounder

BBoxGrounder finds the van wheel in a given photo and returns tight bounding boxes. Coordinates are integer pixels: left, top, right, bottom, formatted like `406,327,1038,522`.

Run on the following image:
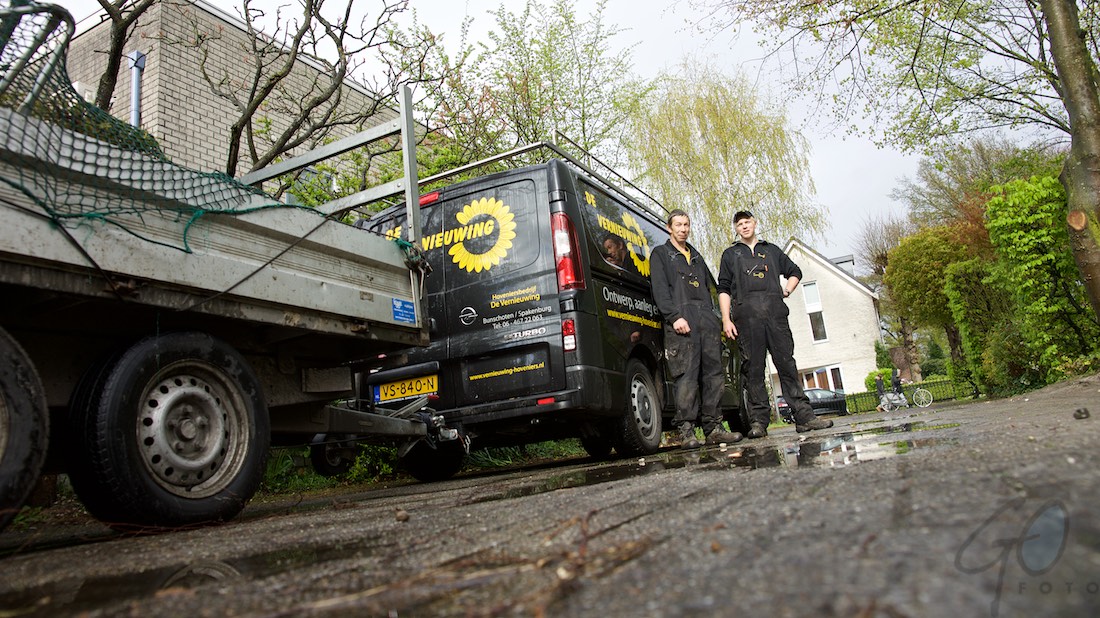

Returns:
616,359,662,456
400,439,466,482
0,328,49,533
66,332,269,529
579,431,614,459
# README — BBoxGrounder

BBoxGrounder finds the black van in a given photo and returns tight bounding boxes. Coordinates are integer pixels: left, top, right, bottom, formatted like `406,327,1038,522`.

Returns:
362,148,744,480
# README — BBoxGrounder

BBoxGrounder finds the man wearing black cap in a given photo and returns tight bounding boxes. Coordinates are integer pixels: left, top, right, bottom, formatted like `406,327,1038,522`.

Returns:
717,211,832,438
651,209,743,448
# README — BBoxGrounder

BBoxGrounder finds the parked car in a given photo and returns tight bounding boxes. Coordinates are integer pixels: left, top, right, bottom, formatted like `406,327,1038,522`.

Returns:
776,388,848,422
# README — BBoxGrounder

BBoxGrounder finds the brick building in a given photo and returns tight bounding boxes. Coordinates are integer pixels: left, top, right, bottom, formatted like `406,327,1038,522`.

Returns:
67,0,394,177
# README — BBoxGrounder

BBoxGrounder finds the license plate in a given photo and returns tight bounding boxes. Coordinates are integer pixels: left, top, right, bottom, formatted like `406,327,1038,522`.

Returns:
373,374,438,403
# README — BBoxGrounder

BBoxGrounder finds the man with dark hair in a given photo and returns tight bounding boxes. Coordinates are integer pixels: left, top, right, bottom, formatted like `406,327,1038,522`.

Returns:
602,233,629,268
717,210,832,438
650,209,742,448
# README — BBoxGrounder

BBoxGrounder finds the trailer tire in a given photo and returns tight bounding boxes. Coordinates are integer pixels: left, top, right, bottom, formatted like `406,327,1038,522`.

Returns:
400,439,465,482
0,328,49,532
615,359,662,456
67,332,269,529
310,441,357,477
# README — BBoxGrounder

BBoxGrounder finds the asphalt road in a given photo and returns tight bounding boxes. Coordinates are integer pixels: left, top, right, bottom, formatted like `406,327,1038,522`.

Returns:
1,373,1098,617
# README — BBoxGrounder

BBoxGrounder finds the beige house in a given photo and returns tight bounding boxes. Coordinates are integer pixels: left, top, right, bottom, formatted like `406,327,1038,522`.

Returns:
768,239,881,396
66,0,393,177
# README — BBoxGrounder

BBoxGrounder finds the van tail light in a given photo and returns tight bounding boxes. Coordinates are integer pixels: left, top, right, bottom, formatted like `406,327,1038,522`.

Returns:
419,191,439,206
562,318,577,351
551,212,585,291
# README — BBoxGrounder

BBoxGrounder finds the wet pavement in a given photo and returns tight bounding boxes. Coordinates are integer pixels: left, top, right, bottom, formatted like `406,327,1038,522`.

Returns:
1,373,1098,617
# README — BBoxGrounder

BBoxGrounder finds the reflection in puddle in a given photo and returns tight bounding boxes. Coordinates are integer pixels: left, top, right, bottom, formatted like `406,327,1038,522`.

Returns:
0,540,384,616
719,420,961,470
462,421,960,503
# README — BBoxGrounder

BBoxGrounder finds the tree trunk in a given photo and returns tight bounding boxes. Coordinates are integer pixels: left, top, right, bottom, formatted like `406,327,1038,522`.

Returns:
1041,0,1100,321
943,323,965,371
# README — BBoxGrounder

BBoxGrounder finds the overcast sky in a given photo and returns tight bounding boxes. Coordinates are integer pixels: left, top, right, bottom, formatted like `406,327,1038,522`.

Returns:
65,0,921,262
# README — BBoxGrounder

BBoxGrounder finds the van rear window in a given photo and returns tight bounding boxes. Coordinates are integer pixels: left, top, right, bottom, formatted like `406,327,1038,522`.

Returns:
368,178,541,285
434,179,540,285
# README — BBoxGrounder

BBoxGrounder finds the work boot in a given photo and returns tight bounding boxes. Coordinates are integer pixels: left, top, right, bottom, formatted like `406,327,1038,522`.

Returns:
678,423,701,449
747,422,768,439
705,428,743,445
795,417,834,433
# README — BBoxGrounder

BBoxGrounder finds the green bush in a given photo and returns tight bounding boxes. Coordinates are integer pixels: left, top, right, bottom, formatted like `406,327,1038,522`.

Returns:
864,368,894,392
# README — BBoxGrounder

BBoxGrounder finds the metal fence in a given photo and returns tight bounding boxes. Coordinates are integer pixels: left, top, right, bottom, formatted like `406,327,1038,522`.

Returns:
845,378,972,413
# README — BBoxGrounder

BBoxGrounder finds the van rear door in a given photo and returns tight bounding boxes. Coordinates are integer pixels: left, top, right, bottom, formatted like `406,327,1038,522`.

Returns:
369,167,566,415
435,169,564,410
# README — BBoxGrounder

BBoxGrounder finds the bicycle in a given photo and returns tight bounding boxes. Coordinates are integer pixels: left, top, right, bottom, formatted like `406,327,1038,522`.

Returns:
880,391,909,412
912,387,933,408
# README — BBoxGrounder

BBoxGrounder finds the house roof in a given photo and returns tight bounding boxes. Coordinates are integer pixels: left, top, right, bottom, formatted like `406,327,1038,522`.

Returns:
783,238,879,300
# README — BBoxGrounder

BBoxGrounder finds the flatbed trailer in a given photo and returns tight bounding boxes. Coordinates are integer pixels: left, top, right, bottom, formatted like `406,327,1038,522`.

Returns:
0,2,451,530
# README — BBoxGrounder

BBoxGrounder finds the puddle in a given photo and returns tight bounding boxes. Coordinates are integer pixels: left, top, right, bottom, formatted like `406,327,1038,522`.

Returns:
460,420,962,506
683,420,960,471
0,539,387,616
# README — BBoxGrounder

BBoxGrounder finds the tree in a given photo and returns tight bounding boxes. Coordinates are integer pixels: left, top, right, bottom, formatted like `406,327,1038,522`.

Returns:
985,175,1100,378
85,0,157,112
693,0,1100,322
156,0,441,178
892,137,1063,223
853,211,914,378
921,338,947,377
943,258,1020,394
883,225,971,376
623,60,825,263
1040,0,1100,322
853,210,911,279
415,0,648,172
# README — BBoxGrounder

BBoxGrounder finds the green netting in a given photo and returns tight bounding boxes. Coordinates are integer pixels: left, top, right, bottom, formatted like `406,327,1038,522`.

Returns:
0,1,307,253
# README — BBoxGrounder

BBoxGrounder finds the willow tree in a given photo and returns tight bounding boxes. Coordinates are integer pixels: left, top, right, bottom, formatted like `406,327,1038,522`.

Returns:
692,0,1100,321
623,61,825,264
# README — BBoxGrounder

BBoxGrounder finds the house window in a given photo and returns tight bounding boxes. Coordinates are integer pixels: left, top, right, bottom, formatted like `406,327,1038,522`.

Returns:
809,311,828,341
802,366,845,391
830,367,844,390
802,281,821,307
801,282,827,341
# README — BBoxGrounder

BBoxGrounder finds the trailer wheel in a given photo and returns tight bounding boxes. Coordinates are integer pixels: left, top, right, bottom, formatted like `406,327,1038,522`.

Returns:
0,328,49,532
310,441,357,477
615,359,662,456
67,332,269,528
400,438,465,482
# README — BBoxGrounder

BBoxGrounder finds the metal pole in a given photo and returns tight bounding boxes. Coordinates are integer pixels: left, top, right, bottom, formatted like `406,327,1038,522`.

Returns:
127,50,146,127
399,84,421,246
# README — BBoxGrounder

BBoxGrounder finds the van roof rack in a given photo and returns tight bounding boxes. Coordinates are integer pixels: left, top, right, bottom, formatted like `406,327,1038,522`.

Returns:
413,137,669,222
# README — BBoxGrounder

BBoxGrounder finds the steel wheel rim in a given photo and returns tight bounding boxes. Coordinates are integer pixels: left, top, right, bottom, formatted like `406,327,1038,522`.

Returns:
914,389,932,407
137,361,251,499
630,373,656,439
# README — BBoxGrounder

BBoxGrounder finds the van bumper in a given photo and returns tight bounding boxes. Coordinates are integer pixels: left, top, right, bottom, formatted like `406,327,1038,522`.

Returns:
439,364,620,426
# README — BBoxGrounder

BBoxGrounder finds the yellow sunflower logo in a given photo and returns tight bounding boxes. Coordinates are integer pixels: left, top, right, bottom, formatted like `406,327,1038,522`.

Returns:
449,197,517,273
621,212,651,276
